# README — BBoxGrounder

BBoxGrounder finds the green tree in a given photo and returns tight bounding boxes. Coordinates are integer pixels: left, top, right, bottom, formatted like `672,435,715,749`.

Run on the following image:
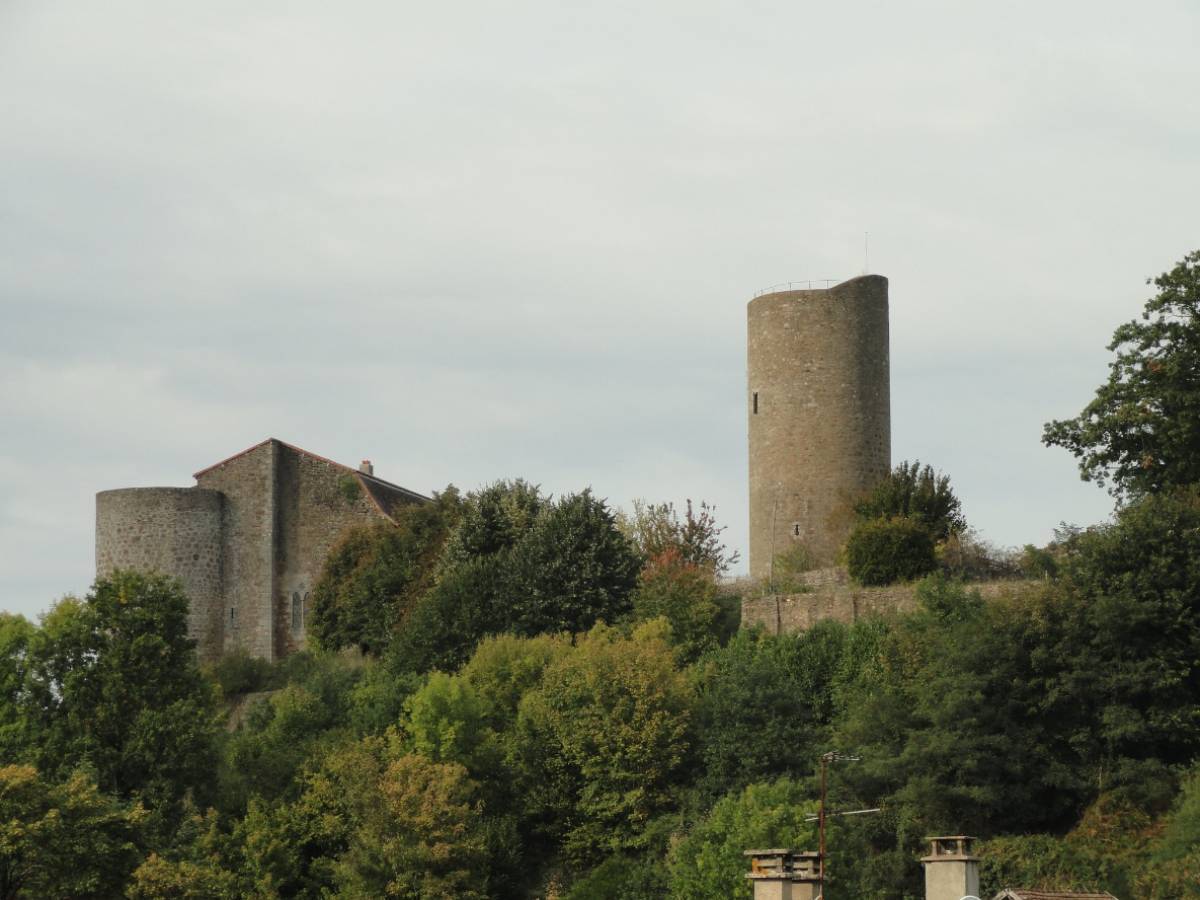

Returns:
844,516,937,585
0,765,146,900
21,572,218,827
629,548,722,662
854,460,965,541
438,479,544,571
309,487,461,654
1044,249,1200,497
691,624,863,801
0,614,35,761
514,622,692,862
127,854,240,900
504,490,642,636
667,779,816,900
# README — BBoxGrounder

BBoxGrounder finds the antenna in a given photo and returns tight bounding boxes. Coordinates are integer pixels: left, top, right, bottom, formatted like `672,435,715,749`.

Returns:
816,750,880,900
863,232,869,275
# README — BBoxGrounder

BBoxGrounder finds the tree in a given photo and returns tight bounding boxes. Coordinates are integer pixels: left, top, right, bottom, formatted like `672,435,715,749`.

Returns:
629,548,722,662
619,499,740,576
854,460,965,541
0,765,146,900
437,480,544,571
21,572,217,827
667,779,816,900
513,622,692,862
1044,249,1200,498
844,516,938,586
691,625,859,801
309,487,461,654
504,490,642,636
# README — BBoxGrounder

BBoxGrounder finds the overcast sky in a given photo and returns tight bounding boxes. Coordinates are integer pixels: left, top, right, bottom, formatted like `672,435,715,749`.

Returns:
2,1,1198,619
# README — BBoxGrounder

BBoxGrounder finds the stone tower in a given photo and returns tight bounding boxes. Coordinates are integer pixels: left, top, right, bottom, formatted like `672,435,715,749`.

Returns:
747,275,890,580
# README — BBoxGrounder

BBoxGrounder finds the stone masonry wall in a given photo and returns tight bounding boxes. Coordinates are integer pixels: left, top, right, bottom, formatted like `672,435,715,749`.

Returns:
741,567,1030,634
196,442,279,660
274,446,403,657
95,487,224,658
747,275,890,578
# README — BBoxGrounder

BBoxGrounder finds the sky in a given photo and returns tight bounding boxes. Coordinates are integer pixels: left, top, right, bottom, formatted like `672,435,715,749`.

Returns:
1,1,1198,619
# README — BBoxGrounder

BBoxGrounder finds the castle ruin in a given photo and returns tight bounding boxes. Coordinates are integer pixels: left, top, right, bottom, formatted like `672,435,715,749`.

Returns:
95,438,427,662
747,274,891,578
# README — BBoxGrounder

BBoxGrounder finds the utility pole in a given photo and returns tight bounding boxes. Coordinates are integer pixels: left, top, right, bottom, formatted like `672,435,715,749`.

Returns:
812,751,878,900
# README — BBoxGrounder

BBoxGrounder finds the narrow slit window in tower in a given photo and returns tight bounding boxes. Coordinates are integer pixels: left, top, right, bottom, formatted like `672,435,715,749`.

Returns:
292,592,302,633
753,391,759,414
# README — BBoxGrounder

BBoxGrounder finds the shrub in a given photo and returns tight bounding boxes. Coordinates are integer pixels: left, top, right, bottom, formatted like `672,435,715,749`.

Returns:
845,517,937,586
854,460,965,541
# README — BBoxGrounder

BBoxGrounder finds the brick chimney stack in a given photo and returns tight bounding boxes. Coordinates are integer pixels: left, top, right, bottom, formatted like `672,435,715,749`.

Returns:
922,836,980,900
744,849,821,900
359,460,373,476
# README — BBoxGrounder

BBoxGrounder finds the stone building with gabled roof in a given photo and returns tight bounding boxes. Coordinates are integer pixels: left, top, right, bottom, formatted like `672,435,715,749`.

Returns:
96,438,428,662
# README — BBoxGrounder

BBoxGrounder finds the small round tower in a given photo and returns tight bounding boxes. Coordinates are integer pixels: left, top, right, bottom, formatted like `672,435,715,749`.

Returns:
747,274,890,579
95,487,224,657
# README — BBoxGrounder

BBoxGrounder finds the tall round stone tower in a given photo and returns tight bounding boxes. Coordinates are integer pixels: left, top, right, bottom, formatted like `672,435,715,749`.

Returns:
96,487,224,658
747,274,890,580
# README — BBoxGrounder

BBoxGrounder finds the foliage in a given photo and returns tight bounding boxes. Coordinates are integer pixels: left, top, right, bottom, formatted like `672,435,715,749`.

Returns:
337,473,362,504
334,752,489,899
503,490,642,637
0,765,146,900
844,516,937,585
126,853,240,900
564,853,669,899
619,498,740,575
309,488,461,654
218,652,363,812
20,571,217,829
514,621,693,862
691,625,859,801
667,779,816,900
936,529,1018,580
1152,763,1200,863
1044,249,1200,497
854,460,965,541
208,648,276,697
438,479,544,571
629,548,722,662
386,554,510,674
402,672,496,771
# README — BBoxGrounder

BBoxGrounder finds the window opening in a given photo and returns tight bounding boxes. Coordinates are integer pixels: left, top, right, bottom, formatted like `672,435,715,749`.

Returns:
753,391,759,414
292,592,302,632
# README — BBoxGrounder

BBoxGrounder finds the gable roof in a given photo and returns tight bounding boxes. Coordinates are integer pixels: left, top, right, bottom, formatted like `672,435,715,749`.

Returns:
992,891,1119,900
193,438,430,520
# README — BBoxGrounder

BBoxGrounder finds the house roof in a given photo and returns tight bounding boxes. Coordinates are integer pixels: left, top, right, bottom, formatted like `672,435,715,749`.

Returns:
193,438,430,520
992,890,1118,900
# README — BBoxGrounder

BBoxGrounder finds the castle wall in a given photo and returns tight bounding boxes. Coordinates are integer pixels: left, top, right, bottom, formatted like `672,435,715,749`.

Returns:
273,445,403,656
747,275,890,577
195,442,279,660
95,487,224,658
741,568,1029,634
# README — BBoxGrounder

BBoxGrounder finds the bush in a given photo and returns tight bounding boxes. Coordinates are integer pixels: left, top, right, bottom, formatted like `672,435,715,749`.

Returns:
845,517,937,586
854,460,965,541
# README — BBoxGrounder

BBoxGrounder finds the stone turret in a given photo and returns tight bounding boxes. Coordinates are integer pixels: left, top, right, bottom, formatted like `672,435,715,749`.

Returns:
747,275,891,578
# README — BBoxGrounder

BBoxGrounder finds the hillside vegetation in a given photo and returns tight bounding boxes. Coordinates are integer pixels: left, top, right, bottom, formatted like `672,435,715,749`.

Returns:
3,251,1200,898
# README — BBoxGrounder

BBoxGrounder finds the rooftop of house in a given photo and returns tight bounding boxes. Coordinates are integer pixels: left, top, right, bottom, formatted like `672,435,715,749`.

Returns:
193,437,431,519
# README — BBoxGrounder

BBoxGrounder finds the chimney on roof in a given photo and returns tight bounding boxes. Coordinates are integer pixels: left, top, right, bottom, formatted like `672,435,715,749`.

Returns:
359,460,373,476
744,849,821,900
922,836,979,900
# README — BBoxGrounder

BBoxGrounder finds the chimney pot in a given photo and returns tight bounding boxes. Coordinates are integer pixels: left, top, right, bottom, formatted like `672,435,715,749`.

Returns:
359,460,373,476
